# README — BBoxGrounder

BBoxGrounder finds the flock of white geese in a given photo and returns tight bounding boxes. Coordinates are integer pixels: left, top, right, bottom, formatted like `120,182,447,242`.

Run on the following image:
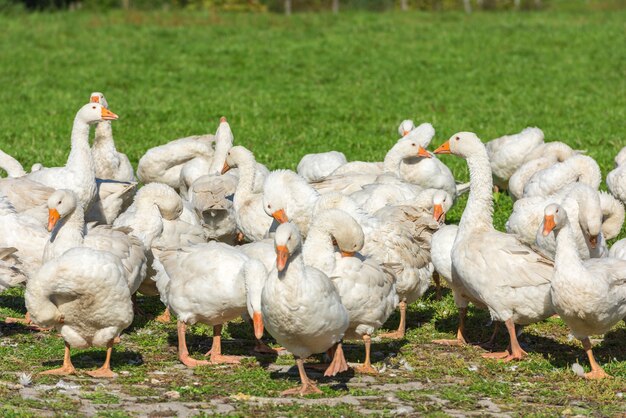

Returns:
0,93,625,394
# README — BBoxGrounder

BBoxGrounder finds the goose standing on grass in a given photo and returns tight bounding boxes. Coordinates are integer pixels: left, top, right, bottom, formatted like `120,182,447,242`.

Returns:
542,203,626,379
222,146,273,242
434,132,555,361
485,127,545,191
89,92,135,182
25,247,132,378
297,151,347,182
157,242,266,367
606,146,626,205
25,102,119,209
261,222,349,395
303,209,397,374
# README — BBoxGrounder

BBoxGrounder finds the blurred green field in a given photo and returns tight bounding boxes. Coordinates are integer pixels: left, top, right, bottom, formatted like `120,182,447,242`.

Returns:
0,8,625,417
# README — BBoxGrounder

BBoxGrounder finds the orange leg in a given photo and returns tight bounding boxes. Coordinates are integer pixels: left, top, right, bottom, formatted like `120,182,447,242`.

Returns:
355,335,377,374
324,342,349,377
177,321,209,368
379,301,407,340
433,307,469,346
86,340,117,378
482,318,527,361
581,337,611,380
208,324,242,364
433,272,443,301
40,342,76,376
282,357,323,396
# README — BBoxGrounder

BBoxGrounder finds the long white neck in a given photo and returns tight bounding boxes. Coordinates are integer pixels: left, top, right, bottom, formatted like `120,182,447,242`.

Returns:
43,206,86,262
599,192,625,240
67,117,95,177
278,248,306,293
458,149,494,234
302,224,335,275
233,155,257,208
553,220,587,285
209,138,232,175
383,144,408,173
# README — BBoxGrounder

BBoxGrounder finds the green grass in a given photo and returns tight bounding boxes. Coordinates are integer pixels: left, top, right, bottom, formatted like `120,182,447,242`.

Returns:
0,7,625,417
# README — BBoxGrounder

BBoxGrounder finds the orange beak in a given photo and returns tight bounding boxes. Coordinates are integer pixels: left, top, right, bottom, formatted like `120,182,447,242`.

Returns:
340,251,355,257
402,130,410,137
48,208,61,232
434,141,451,154
418,146,431,158
276,245,289,272
221,162,231,174
252,311,264,340
542,215,556,236
90,96,100,103
433,204,445,223
101,107,118,120
271,209,289,224
588,234,598,249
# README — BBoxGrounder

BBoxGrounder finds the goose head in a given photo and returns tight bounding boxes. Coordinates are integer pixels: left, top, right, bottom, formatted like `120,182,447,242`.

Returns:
215,116,234,144
242,259,268,340
135,183,183,220
222,145,254,174
542,203,569,236
77,102,118,125
274,222,302,272
398,119,415,137
400,122,436,148
314,209,364,257
390,138,431,159
432,189,453,223
434,132,483,159
89,92,109,109
263,170,319,225
47,189,78,231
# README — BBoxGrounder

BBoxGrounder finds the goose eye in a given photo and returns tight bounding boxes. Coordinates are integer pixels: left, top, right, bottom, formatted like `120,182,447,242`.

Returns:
455,136,460,141
411,143,416,147
267,204,271,209
58,200,62,204
555,209,559,213
92,106,96,109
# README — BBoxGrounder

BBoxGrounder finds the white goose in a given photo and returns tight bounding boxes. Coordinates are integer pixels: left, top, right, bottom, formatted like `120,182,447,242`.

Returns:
316,138,431,195
506,184,606,260
0,195,48,278
222,146,273,242
485,127,545,191
179,116,233,199
542,203,626,379
297,150,347,182
157,242,266,367
25,102,119,209
607,146,626,205
44,189,147,296
508,142,578,201
434,132,554,361
599,191,625,241
263,169,320,238
25,247,132,378
303,209,397,373
260,222,349,395
522,155,602,199
89,92,135,182
137,131,215,190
